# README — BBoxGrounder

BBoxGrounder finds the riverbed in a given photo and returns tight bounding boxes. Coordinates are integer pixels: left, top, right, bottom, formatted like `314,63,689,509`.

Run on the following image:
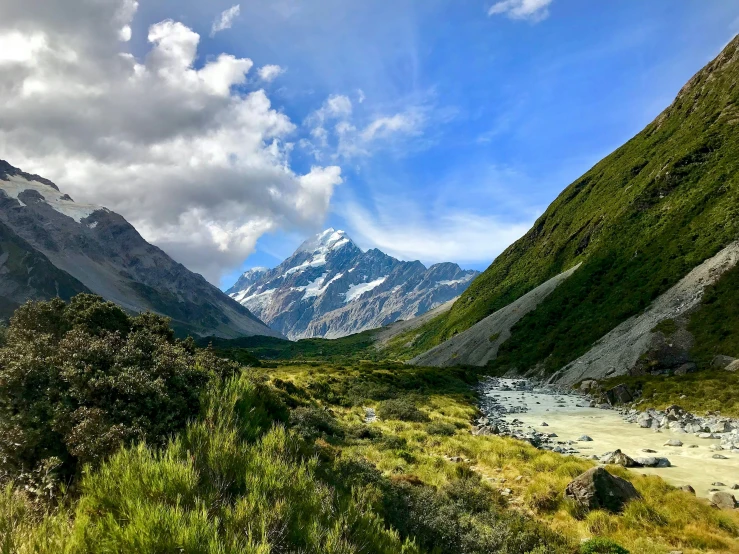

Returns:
481,379,739,500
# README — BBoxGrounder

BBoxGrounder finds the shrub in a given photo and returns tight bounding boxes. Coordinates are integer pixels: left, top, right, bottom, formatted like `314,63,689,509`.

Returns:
289,406,344,440
579,537,630,554
377,398,430,422
0,294,234,487
426,421,457,436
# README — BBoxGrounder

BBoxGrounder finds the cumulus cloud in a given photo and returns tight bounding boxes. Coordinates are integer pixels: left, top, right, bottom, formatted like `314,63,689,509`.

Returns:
488,0,553,22
0,0,342,283
257,64,285,82
210,4,240,36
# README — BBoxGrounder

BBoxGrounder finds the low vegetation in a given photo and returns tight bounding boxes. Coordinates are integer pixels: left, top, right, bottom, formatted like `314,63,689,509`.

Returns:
2,295,739,553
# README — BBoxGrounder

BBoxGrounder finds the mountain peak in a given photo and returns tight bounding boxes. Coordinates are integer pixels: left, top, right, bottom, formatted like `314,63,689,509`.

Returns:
296,228,355,255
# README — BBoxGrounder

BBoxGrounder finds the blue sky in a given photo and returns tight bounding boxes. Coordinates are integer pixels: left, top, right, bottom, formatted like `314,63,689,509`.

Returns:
201,0,738,288
3,0,738,288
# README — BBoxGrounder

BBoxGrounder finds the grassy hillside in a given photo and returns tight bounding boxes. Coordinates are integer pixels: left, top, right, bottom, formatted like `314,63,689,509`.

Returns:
385,36,739,373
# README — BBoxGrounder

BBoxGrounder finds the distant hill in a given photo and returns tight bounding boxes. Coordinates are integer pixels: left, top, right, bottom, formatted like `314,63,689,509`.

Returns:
0,160,281,339
227,228,479,339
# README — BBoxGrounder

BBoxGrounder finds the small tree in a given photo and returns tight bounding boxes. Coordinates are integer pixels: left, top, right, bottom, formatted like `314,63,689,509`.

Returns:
0,294,233,490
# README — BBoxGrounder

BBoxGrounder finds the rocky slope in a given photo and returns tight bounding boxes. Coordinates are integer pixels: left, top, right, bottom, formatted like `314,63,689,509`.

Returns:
227,229,479,339
0,160,281,338
391,35,739,377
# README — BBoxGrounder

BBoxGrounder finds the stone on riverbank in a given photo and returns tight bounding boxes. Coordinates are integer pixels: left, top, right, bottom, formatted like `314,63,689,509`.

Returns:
564,467,641,512
708,491,738,510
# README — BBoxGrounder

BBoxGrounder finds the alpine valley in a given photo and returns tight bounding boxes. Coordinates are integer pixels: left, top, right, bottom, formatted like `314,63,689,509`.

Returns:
226,229,479,339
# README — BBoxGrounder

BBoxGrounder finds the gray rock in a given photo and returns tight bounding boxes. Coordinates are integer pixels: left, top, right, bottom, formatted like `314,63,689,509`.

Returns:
605,384,634,406
674,362,697,375
713,454,730,460
711,355,737,369
664,439,683,447
603,449,642,468
679,485,696,495
712,482,726,487
634,456,671,468
564,467,641,512
726,360,739,372
578,435,593,442
708,491,738,510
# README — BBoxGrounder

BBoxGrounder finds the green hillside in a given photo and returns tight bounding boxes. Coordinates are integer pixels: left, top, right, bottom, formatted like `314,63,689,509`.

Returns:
388,35,739,373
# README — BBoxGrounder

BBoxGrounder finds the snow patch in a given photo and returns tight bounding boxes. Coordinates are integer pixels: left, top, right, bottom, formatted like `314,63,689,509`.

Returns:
437,274,476,287
238,288,277,312
0,174,104,223
344,276,387,303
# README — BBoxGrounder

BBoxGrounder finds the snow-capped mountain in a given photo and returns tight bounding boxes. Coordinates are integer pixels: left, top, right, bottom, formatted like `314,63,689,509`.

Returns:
227,228,480,339
0,159,281,339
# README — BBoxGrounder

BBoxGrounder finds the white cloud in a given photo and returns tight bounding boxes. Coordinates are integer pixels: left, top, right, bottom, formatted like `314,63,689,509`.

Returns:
488,0,553,22
210,4,240,36
343,200,532,265
257,63,285,82
303,94,425,160
0,0,342,283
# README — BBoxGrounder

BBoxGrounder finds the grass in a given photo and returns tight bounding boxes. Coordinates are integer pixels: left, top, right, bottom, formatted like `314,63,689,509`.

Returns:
264,362,739,553
3,360,739,552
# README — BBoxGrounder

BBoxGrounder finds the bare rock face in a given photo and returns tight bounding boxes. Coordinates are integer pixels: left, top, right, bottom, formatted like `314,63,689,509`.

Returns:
605,384,634,405
564,467,641,512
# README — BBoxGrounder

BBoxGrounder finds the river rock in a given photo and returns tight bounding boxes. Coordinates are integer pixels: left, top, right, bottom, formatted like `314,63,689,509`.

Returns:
679,485,696,495
634,456,671,468
579,435,593,442
605,384,634,406
564,467,641,512
603,449,642,467
713,454,729,460
708,491,738,510
664,439,683,447
711,355,737,369
637,413,653,428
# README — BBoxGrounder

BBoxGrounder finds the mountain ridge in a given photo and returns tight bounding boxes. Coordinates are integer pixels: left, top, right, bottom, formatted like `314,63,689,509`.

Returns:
227,228,479,339
0,160,281,339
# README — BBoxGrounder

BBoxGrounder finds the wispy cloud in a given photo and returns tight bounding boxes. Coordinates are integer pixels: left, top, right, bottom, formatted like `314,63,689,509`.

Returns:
211,4,241,37
257,64,286,82
342,196,534,265
488,0,553,22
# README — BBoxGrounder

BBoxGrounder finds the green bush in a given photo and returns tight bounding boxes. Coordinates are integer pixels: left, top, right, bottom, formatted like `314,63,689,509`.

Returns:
580,537,630,554
378,398,430,422
0,294,236,488
426,421,457,436
289,406,344,440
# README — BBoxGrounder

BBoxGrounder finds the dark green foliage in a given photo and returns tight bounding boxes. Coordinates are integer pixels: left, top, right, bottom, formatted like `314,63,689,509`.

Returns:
579,537,629,554
0,294,234,486
688,260,739,365
425,421,458,436
289,406,344,440
197,329,379,363
385,37,739,374
651,318,678,336
380,476,571,554
378,398,430,422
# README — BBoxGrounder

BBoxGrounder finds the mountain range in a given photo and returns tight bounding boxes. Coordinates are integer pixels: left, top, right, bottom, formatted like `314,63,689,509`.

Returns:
226,229,479,339
0,160,281,339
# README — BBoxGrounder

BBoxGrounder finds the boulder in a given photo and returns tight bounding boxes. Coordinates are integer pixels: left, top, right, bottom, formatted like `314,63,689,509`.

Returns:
664,439,683,447
711,355,737,369
579,435,593,442
665,405,685,419
634,456,671,468
603,449,642,467
605,384,634,406
637,413,653,428
674,362,697,375
708,491,737,510
679,485,696,495
726,360,739,372
564,467,641,512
